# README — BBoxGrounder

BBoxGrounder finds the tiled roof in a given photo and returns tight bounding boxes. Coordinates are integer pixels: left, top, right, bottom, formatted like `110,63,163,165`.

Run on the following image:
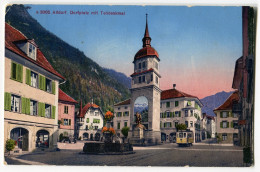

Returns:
5,23,65,80
78,103,100,118
134,46,159,61
232,56,243,89
114,99,131,106
58,89,78,104
161,88,198,100
214,91,239,111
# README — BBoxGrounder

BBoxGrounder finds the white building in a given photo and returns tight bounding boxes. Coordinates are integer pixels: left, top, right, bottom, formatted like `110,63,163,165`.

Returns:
114,84,203,143
76,102,104,140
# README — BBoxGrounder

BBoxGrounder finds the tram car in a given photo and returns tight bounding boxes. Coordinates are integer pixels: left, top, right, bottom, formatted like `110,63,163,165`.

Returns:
176,130,194,146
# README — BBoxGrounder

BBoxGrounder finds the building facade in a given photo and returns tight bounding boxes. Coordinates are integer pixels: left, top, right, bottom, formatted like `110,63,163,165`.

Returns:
205,115,216,139
160,85,203,143
58,89,78,138
214,91,239,145
4,23,64,152
232,7,255,164
113,99,131,137
76,102,104,141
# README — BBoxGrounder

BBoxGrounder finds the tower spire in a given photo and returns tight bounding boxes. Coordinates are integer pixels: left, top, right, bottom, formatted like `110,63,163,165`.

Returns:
142,13,151,47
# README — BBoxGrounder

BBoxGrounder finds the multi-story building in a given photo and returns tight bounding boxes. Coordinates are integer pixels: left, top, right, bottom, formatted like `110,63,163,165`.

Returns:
113,85,203,143
214,91,239,145
76,102,104,141
232,6,255,164
4,23,64,152
58,89,78,138
113,99,131,137
160,85,203,143
206,115,216,139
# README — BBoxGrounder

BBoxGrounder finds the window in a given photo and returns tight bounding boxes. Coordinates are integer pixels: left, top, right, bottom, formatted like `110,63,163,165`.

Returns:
64,119,69,125
190,121,193,127
11,62,23,82
142,61,146,68
117,122,120,129
187,101,192,106
117,112,122,117
166,102,170,108
124,106,128,109
175,122,179,127
175,101,179,107
45,104,51,118
85,125,89,130
175,111,179,117
46,78,52,93
95,112,99,116
142,75,145,82
232,120,239,129
160,103,162,108
28,43,36,60
64,106,68,114
93,119,100,123
222,112,228,118
124,111,129,116
156,76,158,84
160,113,163,118
185,110,188,117
222,133,227,141
31,71,38,88
118,107,120,110
164,122,172,128
138,63,141,69
185,121,188,127
222,121,228,128
155,62,158,69
139,76,141,83
90,110,94,116
233,133,238,139
233,113,238,118
94,126,98,130
179,133,183,138
166,111,170,118
30,100,37,116
86,118,89,123
190,110,193,116
124,122,127,127
11,95,20,112
151,74,153,81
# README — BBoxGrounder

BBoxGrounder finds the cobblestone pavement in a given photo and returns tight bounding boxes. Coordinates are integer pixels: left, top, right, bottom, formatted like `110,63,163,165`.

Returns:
5,143,244,167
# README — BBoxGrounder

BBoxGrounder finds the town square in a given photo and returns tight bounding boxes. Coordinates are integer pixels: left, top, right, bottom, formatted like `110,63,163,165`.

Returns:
2,3,256,167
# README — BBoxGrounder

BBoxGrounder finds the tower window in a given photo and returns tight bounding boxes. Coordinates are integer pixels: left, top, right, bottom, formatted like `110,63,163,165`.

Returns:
142,61,146,68
138,63,141,69
151,74,153,81
156,76,158,84
139,76,141,83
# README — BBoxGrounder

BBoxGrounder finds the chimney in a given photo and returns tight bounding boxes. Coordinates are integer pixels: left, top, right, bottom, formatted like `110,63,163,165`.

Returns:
173,84,176,89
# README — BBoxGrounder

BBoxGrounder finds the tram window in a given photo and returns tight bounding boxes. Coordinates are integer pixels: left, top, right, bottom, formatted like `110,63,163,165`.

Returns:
184,133,187,138
179,133,183,138
188,133,192,137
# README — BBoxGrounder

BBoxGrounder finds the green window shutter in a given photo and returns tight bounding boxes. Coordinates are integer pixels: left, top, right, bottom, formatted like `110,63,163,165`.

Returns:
87,118,89,123
52,81,56,94
38,102,43,117
21,97,27,114
173,111,175,117
39,103,45,117
52,105,56,119
231,122,234,128
164,112,166,118
160,122,162,128
43,76,46,91
220,122,223,128
227,122,229,128
164,123,166,128
179,111,181,117
26,69,31,85
26,98,30,115
11,62,17,79
17,63,23,82
220,112,223,118
170,112,172,117
4,92,11,111
170,122,172,127
39,75,42,90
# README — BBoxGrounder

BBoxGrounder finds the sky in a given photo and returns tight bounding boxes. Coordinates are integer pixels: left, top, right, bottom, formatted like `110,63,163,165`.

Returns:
27,5,242,99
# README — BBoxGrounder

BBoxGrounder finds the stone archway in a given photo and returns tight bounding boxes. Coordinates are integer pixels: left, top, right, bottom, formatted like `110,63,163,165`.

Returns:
36,130,49,148
161,132,166,142
169,132,176,143
134,96,149,129
10,127,29,151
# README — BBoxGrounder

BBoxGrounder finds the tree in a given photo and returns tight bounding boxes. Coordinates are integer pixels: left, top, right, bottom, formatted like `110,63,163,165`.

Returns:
176,123,187,131
5,139,16,155
121,127,129,138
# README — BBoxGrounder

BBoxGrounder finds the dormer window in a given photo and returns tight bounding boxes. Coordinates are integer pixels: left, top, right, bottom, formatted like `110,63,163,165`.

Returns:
28,43,36,60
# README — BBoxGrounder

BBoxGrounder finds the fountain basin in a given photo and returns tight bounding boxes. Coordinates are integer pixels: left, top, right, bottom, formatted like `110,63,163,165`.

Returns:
83,142,134,154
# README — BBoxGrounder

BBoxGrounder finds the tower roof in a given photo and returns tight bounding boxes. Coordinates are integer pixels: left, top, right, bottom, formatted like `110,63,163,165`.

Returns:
134,14,159,61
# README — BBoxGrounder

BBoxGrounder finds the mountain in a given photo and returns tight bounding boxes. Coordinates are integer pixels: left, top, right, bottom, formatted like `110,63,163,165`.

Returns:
5,5,130,111
201,91,234,116
103,68,131,88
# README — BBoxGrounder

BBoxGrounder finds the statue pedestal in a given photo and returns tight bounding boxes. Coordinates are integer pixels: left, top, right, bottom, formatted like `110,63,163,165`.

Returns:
130,125,146,145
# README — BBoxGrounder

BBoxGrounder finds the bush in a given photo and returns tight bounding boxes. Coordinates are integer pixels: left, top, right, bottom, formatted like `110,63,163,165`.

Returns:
121,127,129,138
176,123,187,131
59,133,64,142
5,139,16,154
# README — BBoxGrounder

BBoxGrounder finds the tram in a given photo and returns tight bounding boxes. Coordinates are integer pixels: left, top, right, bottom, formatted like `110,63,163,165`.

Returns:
176,130,194,146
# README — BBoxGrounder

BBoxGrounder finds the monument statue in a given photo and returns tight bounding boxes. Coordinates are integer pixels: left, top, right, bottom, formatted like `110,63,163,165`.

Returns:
135,112,146,129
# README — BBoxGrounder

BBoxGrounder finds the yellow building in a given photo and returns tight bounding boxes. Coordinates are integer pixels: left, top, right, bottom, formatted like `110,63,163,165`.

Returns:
4,23,65,152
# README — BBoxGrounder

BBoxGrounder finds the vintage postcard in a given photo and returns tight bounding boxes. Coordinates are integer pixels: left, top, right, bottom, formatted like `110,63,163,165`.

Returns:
2,3,256,167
